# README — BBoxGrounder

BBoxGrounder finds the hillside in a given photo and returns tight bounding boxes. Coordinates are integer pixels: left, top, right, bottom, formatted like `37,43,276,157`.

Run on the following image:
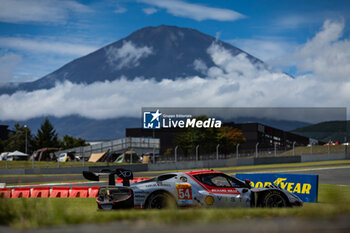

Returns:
0,25,265,95
291,121,350,143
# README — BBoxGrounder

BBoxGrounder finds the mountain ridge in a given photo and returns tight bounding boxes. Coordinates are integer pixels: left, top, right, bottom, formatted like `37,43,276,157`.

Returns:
0,24,265,95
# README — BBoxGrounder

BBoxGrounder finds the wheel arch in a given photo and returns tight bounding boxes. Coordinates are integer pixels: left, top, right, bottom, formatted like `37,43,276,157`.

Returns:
255,189,291,207
144,189,177,208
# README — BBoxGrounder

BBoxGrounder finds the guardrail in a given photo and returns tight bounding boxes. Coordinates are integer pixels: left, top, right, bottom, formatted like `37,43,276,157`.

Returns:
0,178,151,198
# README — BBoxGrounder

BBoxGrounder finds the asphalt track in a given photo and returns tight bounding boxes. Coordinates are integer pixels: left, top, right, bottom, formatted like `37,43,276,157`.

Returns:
3,164,350,187
66,166,350,187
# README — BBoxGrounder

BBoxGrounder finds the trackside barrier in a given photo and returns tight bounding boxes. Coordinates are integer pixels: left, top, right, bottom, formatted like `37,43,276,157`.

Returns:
12,187,31,198
0,188,12,198
50,187,70,198
31,187,50,198
69,187,89,198
89,187,99,198
1,177,151,198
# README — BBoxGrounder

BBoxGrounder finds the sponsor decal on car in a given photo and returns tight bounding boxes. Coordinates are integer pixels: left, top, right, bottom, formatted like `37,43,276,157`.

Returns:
205,195,215,205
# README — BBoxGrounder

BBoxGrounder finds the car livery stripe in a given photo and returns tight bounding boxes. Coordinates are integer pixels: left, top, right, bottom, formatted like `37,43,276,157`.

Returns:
185,171,241,195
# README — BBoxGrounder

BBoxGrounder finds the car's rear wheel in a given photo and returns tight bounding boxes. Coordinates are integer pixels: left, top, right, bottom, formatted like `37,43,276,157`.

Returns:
264,193,287,208
146,192,176,209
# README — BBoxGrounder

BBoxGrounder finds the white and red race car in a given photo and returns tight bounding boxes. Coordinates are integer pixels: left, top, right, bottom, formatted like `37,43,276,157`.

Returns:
83,169,302,209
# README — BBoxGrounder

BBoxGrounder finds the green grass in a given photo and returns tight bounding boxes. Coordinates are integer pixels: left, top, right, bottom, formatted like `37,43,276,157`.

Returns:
1,184,350,229
280,145,347,156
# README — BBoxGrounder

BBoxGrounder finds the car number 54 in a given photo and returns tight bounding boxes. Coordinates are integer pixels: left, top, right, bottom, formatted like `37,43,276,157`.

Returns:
176,184,192,200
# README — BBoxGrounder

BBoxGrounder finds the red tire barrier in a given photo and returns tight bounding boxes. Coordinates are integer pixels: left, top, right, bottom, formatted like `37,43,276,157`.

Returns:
31,187,50,198
50,187,70,198
12,187,31,198
0,188,12,198
69,187,89,198
89,187,99,198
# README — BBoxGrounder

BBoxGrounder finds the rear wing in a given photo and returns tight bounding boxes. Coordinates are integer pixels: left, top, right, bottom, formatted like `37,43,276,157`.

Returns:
83,168,133,186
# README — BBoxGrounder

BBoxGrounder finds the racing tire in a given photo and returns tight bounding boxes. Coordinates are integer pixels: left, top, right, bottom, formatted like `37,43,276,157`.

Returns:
263,192,287,208
146,192,176,209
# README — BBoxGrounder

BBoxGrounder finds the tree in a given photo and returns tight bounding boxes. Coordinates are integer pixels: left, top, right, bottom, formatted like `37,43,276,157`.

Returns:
60,135,89,150
4,123,34,153
175,116,219,156
35,118,60,149
217,126,246,155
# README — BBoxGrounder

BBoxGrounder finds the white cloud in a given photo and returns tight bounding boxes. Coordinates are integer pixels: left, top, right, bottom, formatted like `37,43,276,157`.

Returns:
275,15,313,29
230,38,296,63
0,53,22,83
143,7,158,15
0,0,92,24
0,20,350,121
289,20,350,81
105,41,153,70
193,59,207,74
0,37,98,56
139,0,244,21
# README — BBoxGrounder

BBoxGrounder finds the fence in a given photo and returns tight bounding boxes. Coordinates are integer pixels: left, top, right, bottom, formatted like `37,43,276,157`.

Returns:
157,144,349,163
0,137,160,169
57,137,160,159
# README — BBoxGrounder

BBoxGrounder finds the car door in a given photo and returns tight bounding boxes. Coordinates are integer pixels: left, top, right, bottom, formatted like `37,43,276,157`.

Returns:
193,173,249,207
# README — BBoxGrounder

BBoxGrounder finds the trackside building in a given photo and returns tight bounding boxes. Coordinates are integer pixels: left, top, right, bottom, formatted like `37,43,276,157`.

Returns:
126,122,311,155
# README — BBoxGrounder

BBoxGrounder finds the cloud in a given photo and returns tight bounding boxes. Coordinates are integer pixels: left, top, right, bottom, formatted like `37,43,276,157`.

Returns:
229,37,296,63
139,0,244,21
0,37,98,56
275,15,315,29
193,59,207,74
0,0,92,24
105,41,153,70
0,53,22,83
288,20,350,81
143,7,158,15
0,20,350,121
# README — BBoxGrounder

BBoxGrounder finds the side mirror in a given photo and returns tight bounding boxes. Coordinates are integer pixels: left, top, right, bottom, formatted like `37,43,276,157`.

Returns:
245,179,251,187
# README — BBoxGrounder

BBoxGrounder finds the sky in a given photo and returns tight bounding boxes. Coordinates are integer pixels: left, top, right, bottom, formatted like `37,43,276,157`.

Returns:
0,0,350,121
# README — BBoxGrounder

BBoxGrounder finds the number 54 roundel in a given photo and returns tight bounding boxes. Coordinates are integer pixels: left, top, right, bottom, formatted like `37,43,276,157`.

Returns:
176,184,192,200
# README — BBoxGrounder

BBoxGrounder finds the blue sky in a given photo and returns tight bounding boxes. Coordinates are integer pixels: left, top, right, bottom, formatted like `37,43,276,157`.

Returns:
0,0,349,82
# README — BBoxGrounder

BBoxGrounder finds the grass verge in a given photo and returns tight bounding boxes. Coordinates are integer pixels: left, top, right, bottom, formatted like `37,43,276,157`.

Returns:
1,184,350,229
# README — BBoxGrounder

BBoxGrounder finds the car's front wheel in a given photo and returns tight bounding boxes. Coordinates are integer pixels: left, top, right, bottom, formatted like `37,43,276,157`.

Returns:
263,192,287,208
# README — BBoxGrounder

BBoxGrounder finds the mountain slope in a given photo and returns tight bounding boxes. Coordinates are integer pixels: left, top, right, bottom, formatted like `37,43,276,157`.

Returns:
291,121,350,142
0,25,265,94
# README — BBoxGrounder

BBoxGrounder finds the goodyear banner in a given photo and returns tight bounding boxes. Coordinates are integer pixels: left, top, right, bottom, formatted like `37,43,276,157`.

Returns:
236,173,319,203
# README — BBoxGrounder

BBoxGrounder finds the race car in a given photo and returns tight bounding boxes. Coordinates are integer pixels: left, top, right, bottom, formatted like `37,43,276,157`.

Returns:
83,169,302,209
